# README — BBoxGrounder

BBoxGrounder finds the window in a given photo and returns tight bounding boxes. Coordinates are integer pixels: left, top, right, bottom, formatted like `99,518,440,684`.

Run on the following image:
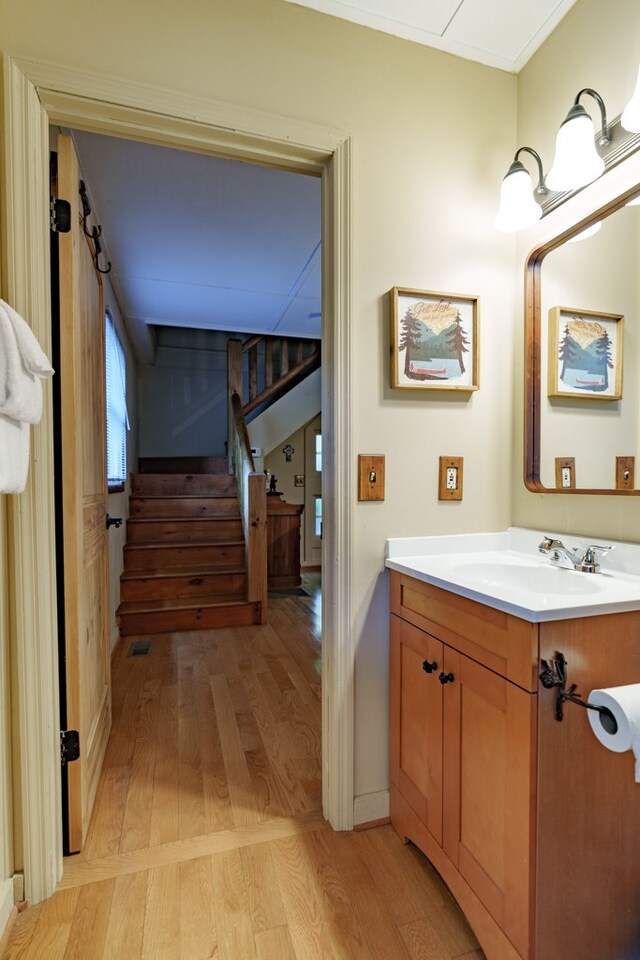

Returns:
105,311,128,489
315,432,322,472
314,496,323,538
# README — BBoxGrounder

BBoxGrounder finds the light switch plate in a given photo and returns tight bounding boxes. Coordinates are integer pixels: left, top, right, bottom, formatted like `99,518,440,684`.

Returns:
438,456,463,501
555,457,576,490
358,455,385,501
616,456,635,490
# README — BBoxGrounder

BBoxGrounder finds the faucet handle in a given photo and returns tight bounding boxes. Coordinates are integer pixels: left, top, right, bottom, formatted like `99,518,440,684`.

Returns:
580,543,611,573
539,534,556,552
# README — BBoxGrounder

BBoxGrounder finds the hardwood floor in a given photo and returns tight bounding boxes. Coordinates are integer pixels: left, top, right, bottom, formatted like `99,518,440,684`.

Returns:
5,588,484,960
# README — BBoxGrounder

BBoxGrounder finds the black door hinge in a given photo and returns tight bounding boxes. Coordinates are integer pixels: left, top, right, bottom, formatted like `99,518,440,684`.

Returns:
50,198,71,234
60,729,80,765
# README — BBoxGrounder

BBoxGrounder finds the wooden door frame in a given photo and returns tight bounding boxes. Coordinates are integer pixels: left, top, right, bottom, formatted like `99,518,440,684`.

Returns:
1,53,354,903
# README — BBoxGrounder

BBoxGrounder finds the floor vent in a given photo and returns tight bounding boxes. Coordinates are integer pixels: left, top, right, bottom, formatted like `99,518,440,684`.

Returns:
128,640,152,657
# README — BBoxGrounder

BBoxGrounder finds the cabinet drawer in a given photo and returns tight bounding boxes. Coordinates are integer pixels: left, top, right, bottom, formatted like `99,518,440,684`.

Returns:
390,571,538,691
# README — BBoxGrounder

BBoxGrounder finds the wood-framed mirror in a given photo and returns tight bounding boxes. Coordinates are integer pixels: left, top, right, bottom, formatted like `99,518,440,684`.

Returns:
525,146,640,494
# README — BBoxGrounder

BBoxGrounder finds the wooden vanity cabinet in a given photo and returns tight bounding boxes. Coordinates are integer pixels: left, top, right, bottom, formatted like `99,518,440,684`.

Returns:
390,597,535,960
390,617,443,844
390,570,640,960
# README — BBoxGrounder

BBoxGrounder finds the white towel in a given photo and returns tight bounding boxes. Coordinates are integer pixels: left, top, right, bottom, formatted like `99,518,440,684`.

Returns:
0,299,54,424
0,415,30,494
0,300,54,494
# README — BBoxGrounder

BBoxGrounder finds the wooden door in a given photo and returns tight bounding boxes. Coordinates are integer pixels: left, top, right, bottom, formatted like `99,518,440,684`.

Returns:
390,615,443,843
56,133,111,853
442,649,535,960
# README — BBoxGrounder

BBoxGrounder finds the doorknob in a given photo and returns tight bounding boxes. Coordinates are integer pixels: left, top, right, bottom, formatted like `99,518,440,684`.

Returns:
422,660,438,674
439,672,455,684
106,514,122,529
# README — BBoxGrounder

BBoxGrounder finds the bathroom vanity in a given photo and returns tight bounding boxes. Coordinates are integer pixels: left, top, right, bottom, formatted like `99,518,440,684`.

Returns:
386,529,640,960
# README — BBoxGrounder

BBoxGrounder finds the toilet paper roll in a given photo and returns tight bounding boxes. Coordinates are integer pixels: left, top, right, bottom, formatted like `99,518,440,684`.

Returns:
588,685,640,783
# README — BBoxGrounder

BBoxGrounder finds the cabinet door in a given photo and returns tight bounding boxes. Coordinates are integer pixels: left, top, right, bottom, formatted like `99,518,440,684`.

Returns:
390,615,443,844
442,649,535,960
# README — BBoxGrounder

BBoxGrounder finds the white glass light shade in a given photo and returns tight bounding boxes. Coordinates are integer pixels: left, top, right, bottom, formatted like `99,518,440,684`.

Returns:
568,221,602,243
622,65,640,132
546,110,604,191
493,166,542,233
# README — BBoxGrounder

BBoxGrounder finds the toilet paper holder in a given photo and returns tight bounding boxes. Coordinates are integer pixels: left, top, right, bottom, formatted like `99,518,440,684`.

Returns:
539,651,618,733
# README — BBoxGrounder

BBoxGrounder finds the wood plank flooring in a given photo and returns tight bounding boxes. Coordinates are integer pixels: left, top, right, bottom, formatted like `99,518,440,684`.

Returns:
5,581,484,960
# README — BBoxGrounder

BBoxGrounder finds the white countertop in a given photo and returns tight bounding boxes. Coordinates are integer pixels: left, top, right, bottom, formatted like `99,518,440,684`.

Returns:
385,527,640,622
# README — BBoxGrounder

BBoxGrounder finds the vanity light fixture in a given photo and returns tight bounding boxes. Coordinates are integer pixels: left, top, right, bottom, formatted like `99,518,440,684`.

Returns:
546,89,610,192
495,67,640,233
621,65,640,132
493,146,547,233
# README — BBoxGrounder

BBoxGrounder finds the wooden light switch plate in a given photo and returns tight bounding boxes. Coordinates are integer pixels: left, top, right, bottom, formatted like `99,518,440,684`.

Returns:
616,456,635,490
358,455,385,501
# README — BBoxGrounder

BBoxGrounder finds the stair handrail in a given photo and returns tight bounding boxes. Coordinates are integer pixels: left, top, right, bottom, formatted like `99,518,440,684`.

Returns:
229,390,267,624
227,334,321,424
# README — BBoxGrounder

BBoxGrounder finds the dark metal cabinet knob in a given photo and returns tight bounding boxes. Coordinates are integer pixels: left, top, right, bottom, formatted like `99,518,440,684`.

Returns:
422,660,438,674
439,672,455,684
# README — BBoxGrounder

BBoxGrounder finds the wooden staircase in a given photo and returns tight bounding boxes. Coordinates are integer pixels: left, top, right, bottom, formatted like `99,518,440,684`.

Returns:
116,463,263,636
116,332,318,638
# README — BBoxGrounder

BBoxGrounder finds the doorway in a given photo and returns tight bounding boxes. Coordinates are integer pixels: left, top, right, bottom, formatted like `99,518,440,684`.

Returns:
3,56,353,902
54,125,325,850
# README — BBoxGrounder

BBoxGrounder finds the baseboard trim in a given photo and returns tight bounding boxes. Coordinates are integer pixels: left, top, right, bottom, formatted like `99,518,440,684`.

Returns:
353,790,389,827
354,816,391,832
0,878,19,959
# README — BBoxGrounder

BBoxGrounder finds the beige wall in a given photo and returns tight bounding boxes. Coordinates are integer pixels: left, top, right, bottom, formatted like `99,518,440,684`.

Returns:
0,0,517,810
104,279,138,652
513,0,640,540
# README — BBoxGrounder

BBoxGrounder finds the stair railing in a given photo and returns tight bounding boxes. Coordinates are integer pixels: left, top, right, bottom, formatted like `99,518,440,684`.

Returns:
228,391,267,624
227,334,321,424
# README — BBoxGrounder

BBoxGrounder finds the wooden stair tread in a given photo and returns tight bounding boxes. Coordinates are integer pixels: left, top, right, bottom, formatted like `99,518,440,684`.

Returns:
128,516,238,524
120,566,246,580
129,495,238,502
137,456,229,474
117,595,254,614
132,473,232,480
124,539,244,550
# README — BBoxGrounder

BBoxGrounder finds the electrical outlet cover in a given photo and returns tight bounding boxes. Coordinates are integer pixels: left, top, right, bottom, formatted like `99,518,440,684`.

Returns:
439,456,463,501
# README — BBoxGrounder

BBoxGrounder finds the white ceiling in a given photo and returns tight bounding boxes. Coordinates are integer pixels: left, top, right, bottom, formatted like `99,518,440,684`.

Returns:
72,131,322,343
283,0,578,73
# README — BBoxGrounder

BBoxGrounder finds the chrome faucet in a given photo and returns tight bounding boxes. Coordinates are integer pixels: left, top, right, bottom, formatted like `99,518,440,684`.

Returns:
538,535,611,573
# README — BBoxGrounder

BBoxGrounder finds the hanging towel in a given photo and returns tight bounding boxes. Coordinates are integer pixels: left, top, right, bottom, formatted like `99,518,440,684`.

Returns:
0,299,54,423
0,415,30,494
0,300,54,494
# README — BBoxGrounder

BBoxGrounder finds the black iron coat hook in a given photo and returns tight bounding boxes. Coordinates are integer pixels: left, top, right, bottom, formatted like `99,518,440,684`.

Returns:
79,180,111,275
539,651,618,733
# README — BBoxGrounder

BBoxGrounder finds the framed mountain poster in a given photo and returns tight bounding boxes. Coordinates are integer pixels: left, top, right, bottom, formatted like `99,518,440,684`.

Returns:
390,287,479,391
548,306,623,401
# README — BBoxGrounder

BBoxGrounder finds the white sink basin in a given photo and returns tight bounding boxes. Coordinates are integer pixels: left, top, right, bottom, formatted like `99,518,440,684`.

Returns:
385,528,640,622
450,560,602,596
